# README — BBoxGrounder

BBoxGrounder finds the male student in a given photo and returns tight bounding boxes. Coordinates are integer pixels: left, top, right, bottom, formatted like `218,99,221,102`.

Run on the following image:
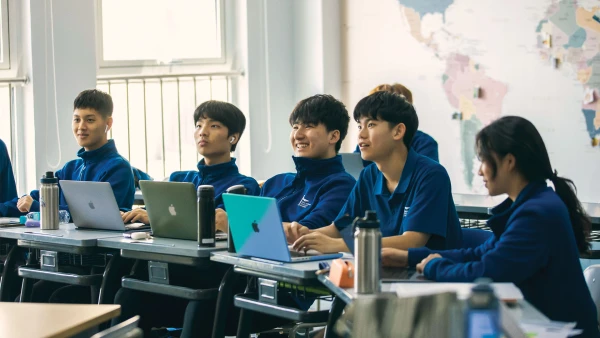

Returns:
121,100,260,229
354,83,439,163
0,138,17,204
0,89,135,218
289,90,462,253
112,100,260,338
259,94,356,234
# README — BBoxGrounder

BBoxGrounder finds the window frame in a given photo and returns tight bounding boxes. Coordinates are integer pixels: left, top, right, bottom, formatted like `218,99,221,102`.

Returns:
0,0,11,70
95,0,226,70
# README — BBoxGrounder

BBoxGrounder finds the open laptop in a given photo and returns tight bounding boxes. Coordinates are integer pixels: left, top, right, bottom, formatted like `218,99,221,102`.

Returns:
340,153,364,179
60,180,148,231
140,180,227,241
223,194,343,263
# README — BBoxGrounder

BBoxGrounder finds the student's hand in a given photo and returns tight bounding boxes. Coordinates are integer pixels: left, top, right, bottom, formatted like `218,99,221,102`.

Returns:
381,248,409,267
122,208,149,224
285,222,310,243
292,232,344,254
17,195,33,212
416,253,442,274
215,208,228,232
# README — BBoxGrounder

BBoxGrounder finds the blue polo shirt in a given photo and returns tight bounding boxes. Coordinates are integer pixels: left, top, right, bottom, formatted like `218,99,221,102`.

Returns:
335,149,461,251
260,155,356,229
0,138,17,203
409,182,599,336
0,140,135,217
169,158,260,210
354,130,439,165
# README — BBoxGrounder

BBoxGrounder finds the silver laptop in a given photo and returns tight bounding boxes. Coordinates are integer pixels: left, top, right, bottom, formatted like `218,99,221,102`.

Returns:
340,153,365,179
60,180,143,231
140,181,228,241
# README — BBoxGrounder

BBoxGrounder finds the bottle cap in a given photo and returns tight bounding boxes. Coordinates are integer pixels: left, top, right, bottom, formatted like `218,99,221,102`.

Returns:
197,185,215,198
354,210,380,229
41,171,58,184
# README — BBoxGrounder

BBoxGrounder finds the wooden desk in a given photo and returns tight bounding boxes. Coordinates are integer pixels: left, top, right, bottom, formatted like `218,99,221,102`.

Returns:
0,303,120,338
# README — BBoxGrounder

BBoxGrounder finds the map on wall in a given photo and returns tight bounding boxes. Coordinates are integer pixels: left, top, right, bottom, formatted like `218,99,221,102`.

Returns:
394,0,600,196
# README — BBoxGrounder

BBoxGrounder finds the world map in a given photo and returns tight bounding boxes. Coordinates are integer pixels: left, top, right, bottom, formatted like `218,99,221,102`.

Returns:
396,0,600,189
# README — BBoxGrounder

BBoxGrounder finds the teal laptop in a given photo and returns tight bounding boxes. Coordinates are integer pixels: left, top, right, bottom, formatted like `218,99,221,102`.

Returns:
222,194,343,263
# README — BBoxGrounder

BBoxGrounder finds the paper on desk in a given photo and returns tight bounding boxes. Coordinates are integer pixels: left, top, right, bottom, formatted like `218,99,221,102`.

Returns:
393,282,523,301
520,321,580,338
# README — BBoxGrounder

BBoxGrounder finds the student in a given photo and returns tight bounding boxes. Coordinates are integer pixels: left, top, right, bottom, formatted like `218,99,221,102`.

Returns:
0,89,135,218
259,94,356,233
121,100,260,229
381,116,599,336
354,83,439,163
0,138,17,203
289,90,462,253
112,101,259,338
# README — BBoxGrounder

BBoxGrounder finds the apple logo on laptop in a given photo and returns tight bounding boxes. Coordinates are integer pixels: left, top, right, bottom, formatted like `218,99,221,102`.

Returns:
168,204,177,216
88,201,95,210
251,220,260,233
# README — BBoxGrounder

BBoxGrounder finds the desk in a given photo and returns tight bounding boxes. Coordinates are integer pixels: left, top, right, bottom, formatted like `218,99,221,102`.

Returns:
0,303,120,338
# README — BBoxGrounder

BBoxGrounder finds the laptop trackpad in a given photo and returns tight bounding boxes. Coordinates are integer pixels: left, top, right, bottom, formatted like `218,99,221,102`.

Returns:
288,246,323,257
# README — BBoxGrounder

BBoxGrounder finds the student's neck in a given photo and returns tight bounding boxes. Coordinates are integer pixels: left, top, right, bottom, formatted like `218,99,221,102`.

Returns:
377,147,408,193
84,139,108,152
507,176,530,202
203,153,231,166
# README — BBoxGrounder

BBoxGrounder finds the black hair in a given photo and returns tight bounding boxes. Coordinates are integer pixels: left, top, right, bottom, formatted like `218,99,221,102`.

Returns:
73,89,113,119
476,116,591,254
193,101,246,152
288,94,350,153
353,90,418,148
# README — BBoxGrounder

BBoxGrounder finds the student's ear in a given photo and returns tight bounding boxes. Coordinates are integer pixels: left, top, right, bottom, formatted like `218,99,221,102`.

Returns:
392,123,406,141
105,117,113,134
504,153,516,172
328,130,340,145
229,133,240,145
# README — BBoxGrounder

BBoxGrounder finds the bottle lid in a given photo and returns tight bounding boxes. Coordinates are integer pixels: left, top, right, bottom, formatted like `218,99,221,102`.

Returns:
41,171,58,184
354,210,380,229
226,185,247,195
197,185,215,198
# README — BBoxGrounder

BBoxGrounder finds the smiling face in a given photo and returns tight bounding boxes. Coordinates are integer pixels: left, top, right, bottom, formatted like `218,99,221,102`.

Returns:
72,108,111,151
289,122,338,159
356,117,405,162
194,117,233,159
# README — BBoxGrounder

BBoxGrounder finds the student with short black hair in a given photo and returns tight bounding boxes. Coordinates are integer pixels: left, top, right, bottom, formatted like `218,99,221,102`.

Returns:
121,100,260,227
381,116,599,336
0,138,17,204
260,94,356,233
113,101,259,338
289,91,462,253
0,89,135,217
354,83,439,163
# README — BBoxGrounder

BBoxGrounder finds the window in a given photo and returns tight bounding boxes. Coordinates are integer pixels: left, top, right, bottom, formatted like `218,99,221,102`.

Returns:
0,84,11,159
97,0,224,68
0,0,10,70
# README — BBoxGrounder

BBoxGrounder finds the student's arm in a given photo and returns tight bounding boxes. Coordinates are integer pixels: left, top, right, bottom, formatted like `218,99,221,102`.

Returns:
20,167,65,213
291,223,348,253
381,231,431,250
420,210,549,283
100,161,135,210
295,176,356,229
407,235,495,267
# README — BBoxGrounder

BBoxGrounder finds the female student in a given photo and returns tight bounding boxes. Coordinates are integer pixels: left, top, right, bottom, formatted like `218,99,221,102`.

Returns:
382,116,599,336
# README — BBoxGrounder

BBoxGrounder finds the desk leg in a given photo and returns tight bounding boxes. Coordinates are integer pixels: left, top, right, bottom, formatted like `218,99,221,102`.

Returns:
98,253,133,305
236,308,253,338
324,297,346,338
212,266,241,338
19,253,35,303
0,244,24,302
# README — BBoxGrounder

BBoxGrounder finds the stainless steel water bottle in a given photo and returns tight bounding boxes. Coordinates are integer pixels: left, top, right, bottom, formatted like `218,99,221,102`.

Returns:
225,185,247,253
354,210,381,294
197,185,215,247
40,171,59,230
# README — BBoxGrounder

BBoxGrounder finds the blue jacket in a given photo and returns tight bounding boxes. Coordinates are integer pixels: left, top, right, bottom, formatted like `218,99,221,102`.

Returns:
409,182,599,336
0,139,17,203
0,140,135,216
354,130,439,165
169,158,260,210
260,155,356,229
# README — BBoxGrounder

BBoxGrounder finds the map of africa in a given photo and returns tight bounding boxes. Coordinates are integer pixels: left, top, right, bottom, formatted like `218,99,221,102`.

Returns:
395,0,600,194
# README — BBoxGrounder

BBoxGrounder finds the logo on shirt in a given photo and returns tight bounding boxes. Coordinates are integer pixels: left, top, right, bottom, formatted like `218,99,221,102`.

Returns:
403,207,410,217
298,195,312,208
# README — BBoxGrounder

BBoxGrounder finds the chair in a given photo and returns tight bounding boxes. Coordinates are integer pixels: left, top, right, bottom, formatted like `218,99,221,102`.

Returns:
584,265,600,325
91,316,142,338
461,228,493,249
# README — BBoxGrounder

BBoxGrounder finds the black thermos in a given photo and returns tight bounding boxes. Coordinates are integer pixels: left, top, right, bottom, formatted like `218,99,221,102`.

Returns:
197,185,215,247
225,185,247,253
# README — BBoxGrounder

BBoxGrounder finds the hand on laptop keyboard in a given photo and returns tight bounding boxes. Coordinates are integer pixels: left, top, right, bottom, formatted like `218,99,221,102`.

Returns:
122,208,150,225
